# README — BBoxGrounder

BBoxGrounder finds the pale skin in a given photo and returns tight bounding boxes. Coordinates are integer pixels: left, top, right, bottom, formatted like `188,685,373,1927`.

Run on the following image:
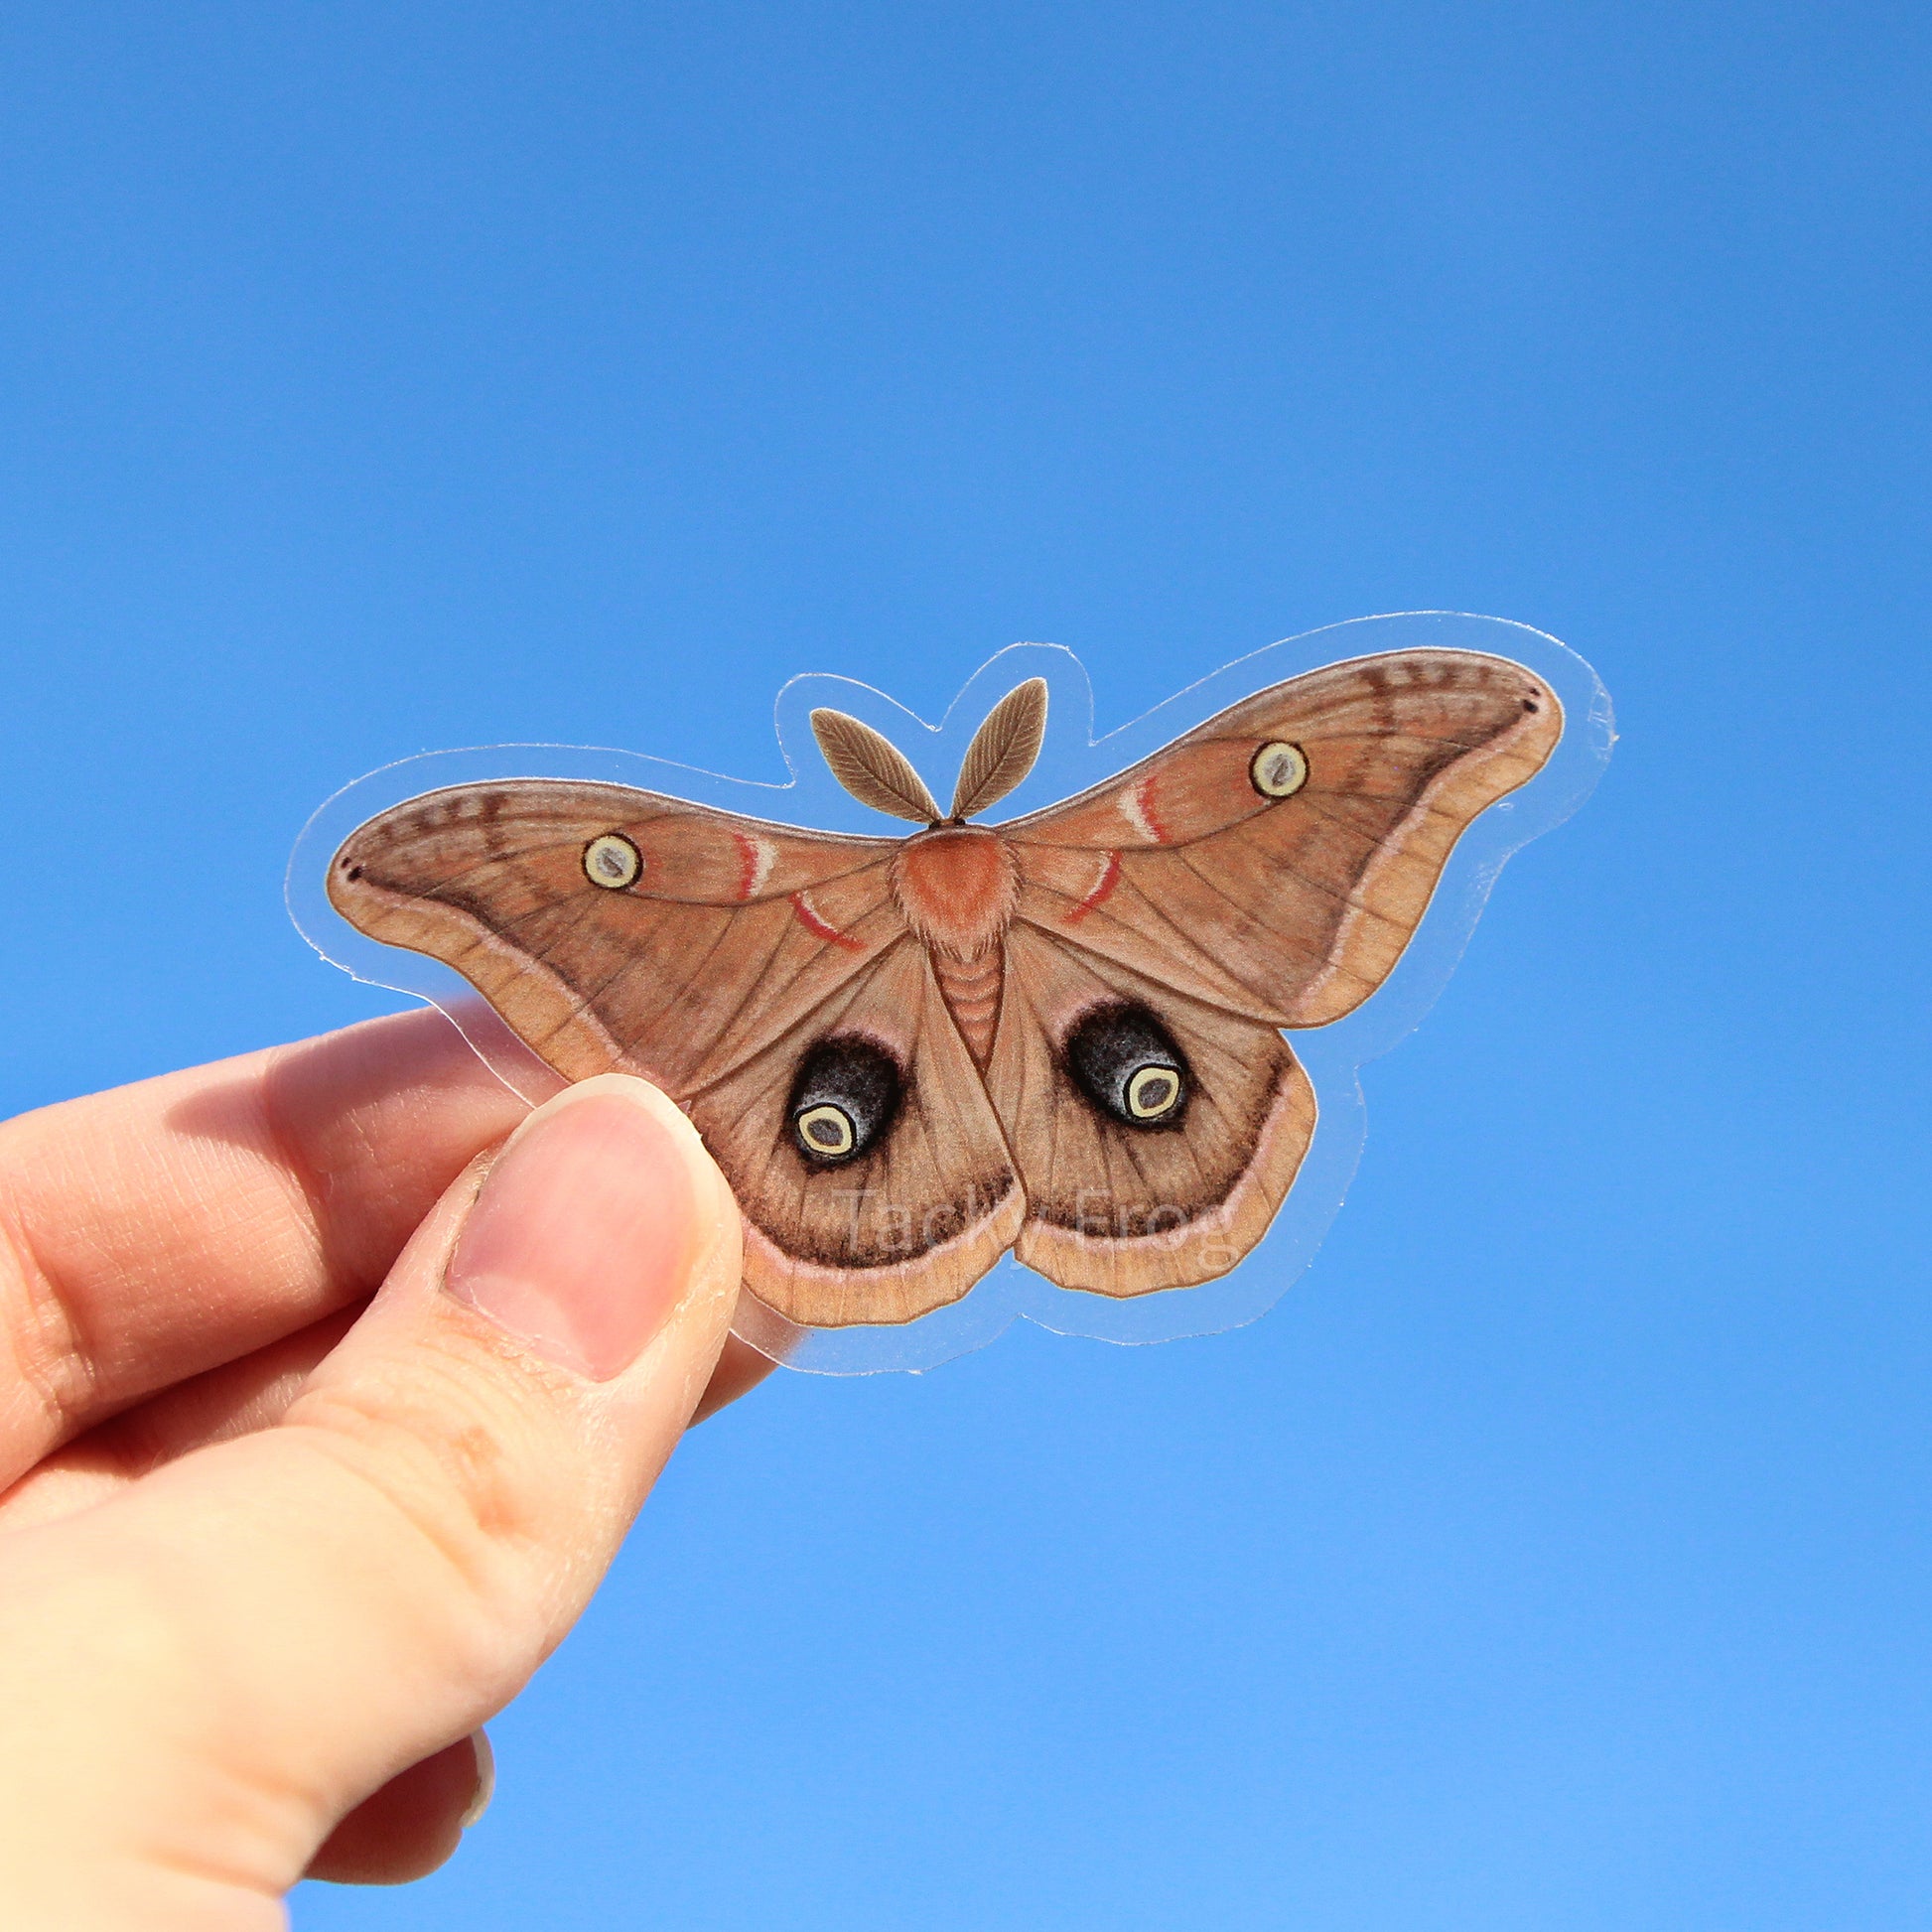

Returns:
0,1007,772,1927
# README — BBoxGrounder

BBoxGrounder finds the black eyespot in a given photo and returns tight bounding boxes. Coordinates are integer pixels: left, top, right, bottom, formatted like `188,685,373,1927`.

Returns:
1064,1003,1190,1128
1522,697,1540,713
345,863,363,880
787,1035,903,1167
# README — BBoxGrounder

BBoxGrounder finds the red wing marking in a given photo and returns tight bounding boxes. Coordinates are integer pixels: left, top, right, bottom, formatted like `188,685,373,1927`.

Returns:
1122,774,1169,845
731,829,775,901
790,889,864,950
1063,850,1122,924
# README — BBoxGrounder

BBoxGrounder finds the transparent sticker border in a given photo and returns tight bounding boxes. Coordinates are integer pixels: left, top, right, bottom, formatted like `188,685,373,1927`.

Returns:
289,611,1613,1375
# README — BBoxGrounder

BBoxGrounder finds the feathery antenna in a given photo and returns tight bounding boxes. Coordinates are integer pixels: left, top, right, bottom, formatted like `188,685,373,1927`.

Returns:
810,709,942,825
951,678,1048,820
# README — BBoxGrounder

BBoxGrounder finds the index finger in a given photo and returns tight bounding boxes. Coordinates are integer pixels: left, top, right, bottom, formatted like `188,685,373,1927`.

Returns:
0,1007,544,1484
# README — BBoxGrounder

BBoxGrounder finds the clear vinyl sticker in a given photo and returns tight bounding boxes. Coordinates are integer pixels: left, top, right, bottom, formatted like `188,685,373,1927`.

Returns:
289,612,1613,1374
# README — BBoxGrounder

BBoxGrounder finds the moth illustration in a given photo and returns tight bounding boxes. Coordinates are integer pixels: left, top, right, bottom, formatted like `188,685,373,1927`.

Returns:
329,649,1561,1328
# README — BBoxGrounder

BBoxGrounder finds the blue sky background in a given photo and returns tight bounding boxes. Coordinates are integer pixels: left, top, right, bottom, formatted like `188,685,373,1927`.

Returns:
2,4,1928,1927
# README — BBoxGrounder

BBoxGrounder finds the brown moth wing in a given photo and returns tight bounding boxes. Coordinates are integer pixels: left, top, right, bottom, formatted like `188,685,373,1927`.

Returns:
328,779,904,1094
690,938,1026,1325
985,924,1316,1297
1002,649,1563,1029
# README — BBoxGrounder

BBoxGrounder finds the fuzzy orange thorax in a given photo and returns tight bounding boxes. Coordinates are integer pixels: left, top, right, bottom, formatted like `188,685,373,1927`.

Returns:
890,826,1018,959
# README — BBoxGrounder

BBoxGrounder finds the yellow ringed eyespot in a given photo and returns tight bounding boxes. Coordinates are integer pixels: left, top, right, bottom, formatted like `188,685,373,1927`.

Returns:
1126,1064,1182,1120
794,1103,857,1158
1250,741,1308,799
583,833,642,890
1064,1003,1191,1129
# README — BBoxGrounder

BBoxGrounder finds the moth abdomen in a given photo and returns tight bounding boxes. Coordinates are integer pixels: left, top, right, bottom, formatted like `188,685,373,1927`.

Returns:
932,945,1004,1068
1063,1003,1191,1129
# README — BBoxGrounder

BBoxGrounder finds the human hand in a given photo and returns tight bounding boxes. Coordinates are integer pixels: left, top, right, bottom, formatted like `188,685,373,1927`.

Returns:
0,1009,765,1925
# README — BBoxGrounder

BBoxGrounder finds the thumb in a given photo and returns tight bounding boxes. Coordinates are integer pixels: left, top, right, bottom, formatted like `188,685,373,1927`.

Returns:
0,1073,743,1927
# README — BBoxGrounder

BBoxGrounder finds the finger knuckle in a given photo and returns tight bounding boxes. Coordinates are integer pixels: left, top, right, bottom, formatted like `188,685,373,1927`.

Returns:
0,1164,99,1450
287,1360,580,1653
